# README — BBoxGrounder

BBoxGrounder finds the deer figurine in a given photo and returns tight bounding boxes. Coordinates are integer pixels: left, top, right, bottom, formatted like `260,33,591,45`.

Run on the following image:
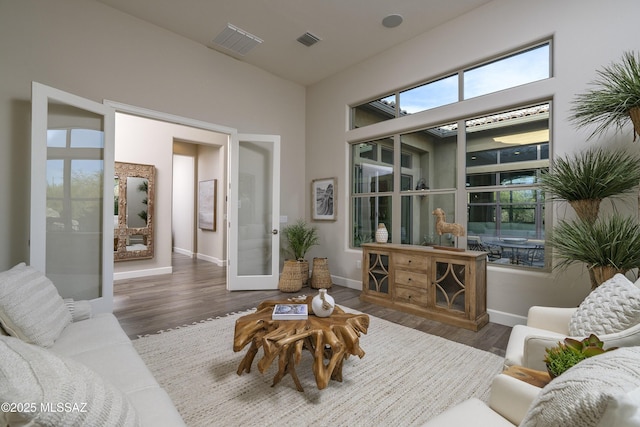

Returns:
432,208,465,237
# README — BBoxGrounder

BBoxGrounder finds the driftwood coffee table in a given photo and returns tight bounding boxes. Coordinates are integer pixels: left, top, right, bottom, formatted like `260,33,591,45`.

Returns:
233,296,369,391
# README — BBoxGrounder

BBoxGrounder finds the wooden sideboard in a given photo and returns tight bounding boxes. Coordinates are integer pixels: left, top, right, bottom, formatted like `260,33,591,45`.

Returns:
361,243,488,331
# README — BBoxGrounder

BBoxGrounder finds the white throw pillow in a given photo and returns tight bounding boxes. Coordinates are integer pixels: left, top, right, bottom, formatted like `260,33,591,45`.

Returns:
0,335,139,427
521,347,640,427
0,263,71,347
63,298,92,322
569,274,640,337
597,386,640,427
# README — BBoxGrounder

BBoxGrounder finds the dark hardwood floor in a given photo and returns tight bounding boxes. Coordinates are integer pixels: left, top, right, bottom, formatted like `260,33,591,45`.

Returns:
113,253,511,357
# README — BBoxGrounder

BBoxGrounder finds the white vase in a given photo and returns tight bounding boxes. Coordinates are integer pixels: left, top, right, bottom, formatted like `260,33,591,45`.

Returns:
375,223,388,243
312,289,335,317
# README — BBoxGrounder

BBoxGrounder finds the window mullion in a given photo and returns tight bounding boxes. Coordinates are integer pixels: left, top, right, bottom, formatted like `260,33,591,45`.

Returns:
391,134,401,243
456,119,466,249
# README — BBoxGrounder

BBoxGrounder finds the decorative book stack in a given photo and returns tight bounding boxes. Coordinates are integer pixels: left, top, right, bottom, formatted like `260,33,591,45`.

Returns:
272,304,308,320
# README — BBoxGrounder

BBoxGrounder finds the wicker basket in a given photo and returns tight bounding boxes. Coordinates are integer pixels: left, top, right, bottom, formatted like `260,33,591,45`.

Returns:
569,199,601,224
298,259,310,286
279,260,303,292
311,257,332,289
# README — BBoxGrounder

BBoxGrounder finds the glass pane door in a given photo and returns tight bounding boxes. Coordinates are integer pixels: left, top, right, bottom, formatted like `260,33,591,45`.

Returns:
31,83,114,313
228,134,280,290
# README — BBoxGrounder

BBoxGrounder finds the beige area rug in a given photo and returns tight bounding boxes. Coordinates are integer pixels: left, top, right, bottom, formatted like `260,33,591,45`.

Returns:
132,307,504,427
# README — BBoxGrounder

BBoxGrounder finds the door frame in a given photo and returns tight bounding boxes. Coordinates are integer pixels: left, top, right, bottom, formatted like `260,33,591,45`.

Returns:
104,101,280,291
105,100,236,268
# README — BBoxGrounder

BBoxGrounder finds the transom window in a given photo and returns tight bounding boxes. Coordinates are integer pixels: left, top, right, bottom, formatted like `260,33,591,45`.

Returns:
350,41,551,129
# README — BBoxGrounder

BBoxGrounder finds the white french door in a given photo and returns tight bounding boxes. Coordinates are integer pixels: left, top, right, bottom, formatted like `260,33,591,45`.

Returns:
227,134,281,290
30,82,115,313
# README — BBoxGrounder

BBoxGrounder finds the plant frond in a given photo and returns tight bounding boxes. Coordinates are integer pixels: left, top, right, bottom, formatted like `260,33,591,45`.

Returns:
539,147,640,202
570,51,640,139
282,219,319,260
548,214,640,271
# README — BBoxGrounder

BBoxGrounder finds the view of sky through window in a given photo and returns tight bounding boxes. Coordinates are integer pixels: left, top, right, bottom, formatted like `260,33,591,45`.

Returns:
464,44,549,99
397,43,549,115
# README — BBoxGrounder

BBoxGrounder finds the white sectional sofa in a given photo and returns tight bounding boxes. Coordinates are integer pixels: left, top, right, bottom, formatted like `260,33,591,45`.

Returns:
0,263,184,426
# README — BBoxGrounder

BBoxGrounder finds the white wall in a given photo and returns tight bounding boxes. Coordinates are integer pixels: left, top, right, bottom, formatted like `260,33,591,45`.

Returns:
0,0,306,271
197,144,226,264
305,0,640,325
172,154,195,256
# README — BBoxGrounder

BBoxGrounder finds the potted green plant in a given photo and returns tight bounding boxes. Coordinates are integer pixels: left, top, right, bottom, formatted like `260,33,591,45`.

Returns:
538,147,640,223
548,214,640,290
282,219,319,285
544,334,617,378
539,147,640,289
571,51,640,141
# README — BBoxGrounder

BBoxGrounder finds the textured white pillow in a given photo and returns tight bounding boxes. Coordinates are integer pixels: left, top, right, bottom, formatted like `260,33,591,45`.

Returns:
569,274,640,337
521,347,640,427
63,298,92,322
0,335,140,427
0,263,72,347
597,386,640,427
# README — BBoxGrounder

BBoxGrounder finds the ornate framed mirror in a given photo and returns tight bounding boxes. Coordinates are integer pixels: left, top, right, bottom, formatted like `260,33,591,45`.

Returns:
114,161,155,261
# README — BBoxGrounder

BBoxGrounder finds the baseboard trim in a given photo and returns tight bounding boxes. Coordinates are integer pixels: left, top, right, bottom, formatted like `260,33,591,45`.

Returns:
332,275,361,290
196,253,226,266
333,275,525,328
173,247,194,257
487,309,527,328
114,266,173,281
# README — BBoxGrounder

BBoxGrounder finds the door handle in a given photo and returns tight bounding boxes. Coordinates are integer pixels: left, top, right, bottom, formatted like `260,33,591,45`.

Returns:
272,229,279,235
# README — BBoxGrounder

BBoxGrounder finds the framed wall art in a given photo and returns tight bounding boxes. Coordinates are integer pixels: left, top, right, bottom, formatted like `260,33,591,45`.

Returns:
311,177,336,221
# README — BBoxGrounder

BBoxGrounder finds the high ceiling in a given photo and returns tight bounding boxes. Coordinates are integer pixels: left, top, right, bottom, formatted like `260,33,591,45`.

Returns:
95,0,493,86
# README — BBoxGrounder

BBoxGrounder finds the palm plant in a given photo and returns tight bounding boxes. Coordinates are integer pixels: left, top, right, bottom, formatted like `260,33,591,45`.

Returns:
538,147,640,223
548,214,640,289
571,51,640,141
282,219,319,260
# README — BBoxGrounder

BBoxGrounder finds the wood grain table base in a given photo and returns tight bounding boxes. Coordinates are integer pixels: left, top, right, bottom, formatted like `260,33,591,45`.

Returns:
233,296,369,391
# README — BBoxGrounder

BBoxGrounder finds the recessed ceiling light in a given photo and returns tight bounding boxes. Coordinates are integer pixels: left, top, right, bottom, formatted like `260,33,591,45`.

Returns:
382,14,403,28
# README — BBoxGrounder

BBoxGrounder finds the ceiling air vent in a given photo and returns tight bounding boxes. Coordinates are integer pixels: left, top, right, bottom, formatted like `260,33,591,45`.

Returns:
212,23,263,56
297,32,321,47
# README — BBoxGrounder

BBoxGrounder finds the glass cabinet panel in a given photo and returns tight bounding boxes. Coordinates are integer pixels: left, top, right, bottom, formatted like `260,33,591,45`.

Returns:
434,260,466,313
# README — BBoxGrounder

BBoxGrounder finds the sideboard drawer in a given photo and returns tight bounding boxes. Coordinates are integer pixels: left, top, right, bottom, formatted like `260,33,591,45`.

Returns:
395,269,429,288
394,253,428,270
395,284,429,306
